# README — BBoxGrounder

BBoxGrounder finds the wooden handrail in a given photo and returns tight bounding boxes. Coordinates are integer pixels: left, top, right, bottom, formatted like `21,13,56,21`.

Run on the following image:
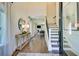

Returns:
15,32,30,50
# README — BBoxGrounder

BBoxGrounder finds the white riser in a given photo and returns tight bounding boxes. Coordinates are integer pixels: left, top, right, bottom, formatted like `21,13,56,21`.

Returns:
49,28,59,29
64,48,72,51
49,35,59,38
50,39,59,41
52,47,59,50
49,36,59,38
63,43,69,45
53,54,59,56
50,33,58,34
51,42,59,45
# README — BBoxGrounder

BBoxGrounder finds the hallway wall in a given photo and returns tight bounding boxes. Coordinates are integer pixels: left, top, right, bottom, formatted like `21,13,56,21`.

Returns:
47,2,56,26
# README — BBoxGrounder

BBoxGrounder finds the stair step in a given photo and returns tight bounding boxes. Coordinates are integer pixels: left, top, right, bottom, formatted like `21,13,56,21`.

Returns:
52,47,59,50
50,29,59,30
63,43,68,46
50,33,58,35
49,34,59,36
64,40,68,43
65,50,77,56
64,45,71,48
51,37,59,39
49,36,59,38
50,36,59,38
48,46,54,51
52,50,59,54
49,27,59,29
50,33,59,35
49,26,59,28
51,39,59,42
51,40,59,42
51,42,59,45
53,54,59,56
50,31,58,33
51,45,59,47
50,34,59,36
49,30,59,32
64,48,72,50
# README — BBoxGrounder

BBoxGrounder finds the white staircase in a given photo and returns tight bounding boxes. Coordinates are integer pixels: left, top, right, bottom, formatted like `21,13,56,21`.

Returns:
48,26,77,56
63,38,77,56
48,27,59,55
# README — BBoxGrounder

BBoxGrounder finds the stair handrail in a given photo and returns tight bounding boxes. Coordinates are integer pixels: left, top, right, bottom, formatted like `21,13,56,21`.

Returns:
45,16,49,38
28,31,38,43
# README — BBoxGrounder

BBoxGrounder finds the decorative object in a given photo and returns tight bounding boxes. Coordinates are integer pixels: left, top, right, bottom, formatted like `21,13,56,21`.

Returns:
18,18,26,32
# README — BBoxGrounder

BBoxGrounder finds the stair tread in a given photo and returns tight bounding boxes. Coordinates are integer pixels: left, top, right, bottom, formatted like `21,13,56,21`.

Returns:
65,50,77,56
52,50,59,54
50,33,59,35
50,29,59,30
64,45,71,48
50,38,59,40
64,48,72,50
51,40,59,42
52,47,59,50
51,37,59,39
51,31,58,33
51,45,59,47
51,36,59,37
51,42,59,44
64,40,68,43
49,34,59,36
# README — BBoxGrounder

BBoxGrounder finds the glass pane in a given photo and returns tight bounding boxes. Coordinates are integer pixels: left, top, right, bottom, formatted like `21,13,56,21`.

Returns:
63,2,79,56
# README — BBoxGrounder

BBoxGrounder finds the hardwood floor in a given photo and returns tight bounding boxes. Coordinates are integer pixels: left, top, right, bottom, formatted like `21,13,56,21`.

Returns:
14,34,48,56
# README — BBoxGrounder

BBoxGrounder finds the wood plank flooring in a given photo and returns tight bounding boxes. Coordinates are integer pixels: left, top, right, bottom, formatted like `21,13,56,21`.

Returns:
13,34,48,56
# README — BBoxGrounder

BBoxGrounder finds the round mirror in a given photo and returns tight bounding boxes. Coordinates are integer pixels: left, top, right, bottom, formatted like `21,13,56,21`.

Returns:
18,18,26,32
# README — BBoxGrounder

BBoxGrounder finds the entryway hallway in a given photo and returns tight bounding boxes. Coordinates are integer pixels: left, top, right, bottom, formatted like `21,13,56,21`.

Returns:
0,2,79,56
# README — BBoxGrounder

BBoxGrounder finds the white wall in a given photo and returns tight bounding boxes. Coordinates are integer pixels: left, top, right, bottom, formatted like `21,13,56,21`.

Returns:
47,2,56,26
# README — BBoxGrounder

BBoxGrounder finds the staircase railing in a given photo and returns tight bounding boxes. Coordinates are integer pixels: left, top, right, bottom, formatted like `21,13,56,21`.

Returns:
15,31,38,51
13,32,38,56
46,16,49,38
28,31,38,43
